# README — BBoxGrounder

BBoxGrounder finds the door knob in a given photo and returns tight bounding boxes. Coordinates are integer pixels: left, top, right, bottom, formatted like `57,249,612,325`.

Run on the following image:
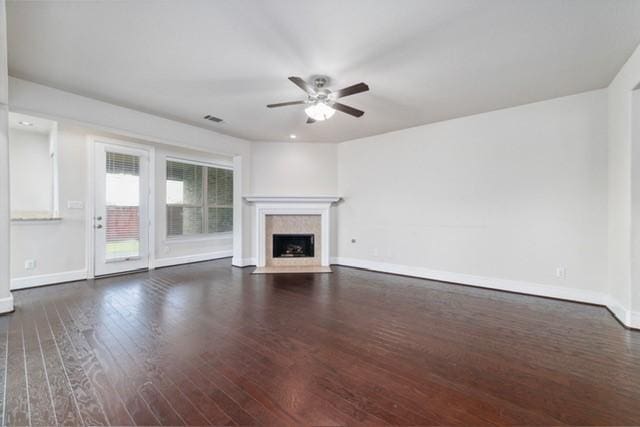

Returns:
96,216,103,221
95,224,103,229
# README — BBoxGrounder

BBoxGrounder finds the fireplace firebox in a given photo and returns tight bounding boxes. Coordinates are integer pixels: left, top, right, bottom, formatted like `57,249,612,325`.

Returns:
273,234,315,258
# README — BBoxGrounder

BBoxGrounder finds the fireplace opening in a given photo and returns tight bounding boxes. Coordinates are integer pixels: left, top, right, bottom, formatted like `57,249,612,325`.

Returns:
273,234,315,258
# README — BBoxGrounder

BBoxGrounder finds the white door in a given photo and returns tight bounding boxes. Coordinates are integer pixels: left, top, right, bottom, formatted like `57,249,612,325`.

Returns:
94,142,150,276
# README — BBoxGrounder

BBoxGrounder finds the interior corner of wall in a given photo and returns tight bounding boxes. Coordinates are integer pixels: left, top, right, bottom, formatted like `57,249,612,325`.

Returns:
0,293,14,314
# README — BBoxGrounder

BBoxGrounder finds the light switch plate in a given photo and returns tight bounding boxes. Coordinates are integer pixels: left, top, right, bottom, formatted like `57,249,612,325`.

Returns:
67,200,84,209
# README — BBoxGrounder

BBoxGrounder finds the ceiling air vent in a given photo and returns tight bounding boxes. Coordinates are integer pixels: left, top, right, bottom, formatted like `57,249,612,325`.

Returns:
203,114,223,123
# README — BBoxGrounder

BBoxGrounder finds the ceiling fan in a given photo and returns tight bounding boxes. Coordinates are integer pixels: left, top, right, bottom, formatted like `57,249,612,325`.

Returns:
267,76,369,123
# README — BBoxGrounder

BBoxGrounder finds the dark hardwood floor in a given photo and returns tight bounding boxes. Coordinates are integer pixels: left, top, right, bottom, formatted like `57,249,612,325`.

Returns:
1,259,639,426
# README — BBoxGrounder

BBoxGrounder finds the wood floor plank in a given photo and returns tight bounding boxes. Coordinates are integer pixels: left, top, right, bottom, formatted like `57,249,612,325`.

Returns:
66,292,160,425
104,292,252,426
3,259,640,426
52,300,135,426
136,276,500,422
30,297,84,426
96,298,215,426
40,301,109,426
4,311,30,426
144,276,513,424
0,317,9,426
215,274,564,424
63,292,165,426
21,303,57,426
112,276,510,423
110,278,322,425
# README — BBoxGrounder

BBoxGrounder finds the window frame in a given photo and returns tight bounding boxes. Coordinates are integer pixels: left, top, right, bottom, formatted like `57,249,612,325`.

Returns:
165,156,233,240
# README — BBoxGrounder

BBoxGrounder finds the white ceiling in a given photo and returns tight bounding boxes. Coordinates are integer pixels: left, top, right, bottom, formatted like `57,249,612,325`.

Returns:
6,0,640,143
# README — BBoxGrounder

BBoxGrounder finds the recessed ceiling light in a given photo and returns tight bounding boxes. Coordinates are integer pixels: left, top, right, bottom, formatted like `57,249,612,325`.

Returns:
289,134,297,139
18,121,34,127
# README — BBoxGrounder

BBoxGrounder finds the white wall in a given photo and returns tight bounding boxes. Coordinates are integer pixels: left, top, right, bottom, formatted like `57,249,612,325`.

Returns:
8,77,253,265
10,123,238,283
337,90,608,301
11,124,86,280
250,142,337,195
0,0,14,312
249,141,338,262
634,89,640,320
9,128,51,213
607,41,640,327
8,77,253,287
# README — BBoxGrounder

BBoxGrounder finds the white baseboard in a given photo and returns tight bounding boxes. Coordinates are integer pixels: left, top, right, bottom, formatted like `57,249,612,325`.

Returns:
603,295,640,329
232,257,256,267
0,294,14,314
10,251,232,290
331,257,639,330
154,250,232,268
631,311,640,329
11,269,88,291
604,295,628,326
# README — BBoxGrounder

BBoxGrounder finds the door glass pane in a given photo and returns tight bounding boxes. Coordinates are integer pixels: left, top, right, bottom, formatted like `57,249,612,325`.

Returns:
105,152,140,260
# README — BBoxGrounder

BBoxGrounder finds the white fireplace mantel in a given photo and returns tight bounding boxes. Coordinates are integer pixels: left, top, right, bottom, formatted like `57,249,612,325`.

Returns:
244,196,341,204
244,195,342,267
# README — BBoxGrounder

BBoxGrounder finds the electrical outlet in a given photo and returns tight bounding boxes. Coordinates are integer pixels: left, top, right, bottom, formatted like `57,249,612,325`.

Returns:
24,259,36,270
373,248,379,257
556,267,566,279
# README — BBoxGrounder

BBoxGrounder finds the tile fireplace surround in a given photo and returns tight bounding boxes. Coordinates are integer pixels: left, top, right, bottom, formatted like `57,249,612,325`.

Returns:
244,196,341,272
267,216,321,266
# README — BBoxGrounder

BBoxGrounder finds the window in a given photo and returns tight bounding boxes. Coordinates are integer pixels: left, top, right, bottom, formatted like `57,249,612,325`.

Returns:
166,160,233,237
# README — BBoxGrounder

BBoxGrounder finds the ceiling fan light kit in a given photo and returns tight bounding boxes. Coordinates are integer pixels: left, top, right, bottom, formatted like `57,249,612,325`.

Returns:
305,102,336,121
267,75,369,124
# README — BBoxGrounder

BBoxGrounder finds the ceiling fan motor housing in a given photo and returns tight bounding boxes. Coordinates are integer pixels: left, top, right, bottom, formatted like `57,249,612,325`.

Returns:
311,75,330,89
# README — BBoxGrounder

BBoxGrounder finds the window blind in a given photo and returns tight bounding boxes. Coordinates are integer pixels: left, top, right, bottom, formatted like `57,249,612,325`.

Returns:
207,167,233,233
166,160,232,237
105,152,140,259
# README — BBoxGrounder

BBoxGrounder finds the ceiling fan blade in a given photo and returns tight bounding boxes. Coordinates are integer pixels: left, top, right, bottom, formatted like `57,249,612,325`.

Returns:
266,100,306,108
333,82,369,99
288,76,316,95
332,102,365,118
306,117,316,124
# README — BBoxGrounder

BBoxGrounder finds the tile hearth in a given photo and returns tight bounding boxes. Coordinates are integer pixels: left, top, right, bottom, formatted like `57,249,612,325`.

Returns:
252,265,332,274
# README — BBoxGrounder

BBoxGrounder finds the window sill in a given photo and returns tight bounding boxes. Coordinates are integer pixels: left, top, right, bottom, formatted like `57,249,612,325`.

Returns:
165,232,233,244
11,217,62,224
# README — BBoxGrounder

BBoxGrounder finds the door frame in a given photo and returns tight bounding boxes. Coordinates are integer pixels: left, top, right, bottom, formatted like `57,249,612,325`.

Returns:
86,135,156,278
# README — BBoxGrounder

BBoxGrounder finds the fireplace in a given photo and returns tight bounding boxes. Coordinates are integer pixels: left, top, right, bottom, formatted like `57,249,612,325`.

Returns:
273,234,315,258
244,195,340,270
